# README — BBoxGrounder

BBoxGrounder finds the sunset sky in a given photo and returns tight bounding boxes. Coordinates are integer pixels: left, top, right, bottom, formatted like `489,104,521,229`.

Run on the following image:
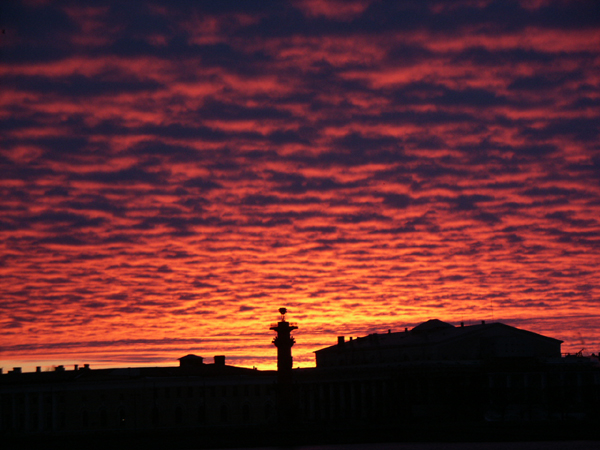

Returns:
1,0,599,372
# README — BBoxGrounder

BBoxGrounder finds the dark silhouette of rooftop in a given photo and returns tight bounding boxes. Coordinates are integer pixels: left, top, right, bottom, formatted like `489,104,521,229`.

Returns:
1,315,598,448
316,319,563,367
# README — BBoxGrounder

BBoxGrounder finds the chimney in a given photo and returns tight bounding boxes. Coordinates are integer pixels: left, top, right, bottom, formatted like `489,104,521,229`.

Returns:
74,364,78,371
461,322,464,327
481,320,486,325
55,365,65,372
338,336,345,346
214,355,225,366
36,366,41,373
405,327,408,333
13,367,22,374
84,364,90,370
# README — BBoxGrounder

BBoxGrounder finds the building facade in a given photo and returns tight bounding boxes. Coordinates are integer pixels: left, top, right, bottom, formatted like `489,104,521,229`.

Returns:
0,357,277,435
315,319,563,367
1,317,599,442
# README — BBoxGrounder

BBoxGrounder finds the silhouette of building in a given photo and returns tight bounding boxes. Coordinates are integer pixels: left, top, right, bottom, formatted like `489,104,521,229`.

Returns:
0,355,277,435
315,319,562,367
1,314,599,444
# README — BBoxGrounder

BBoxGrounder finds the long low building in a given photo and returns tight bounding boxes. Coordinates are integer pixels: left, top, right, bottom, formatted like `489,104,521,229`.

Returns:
0,355,277,434
1,317,599,444
315,319,563,367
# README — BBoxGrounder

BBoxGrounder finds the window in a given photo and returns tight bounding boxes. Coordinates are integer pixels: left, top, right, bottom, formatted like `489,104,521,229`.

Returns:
118,409,126,428
152,406,159,426
264,402,272,420
198,403,206,423
100,408,107,427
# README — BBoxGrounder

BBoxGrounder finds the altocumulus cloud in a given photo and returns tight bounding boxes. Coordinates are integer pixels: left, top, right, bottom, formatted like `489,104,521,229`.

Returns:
0,0,599,370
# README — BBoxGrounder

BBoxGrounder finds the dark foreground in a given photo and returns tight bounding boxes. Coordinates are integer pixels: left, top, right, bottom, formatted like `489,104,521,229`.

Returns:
4,420,600,450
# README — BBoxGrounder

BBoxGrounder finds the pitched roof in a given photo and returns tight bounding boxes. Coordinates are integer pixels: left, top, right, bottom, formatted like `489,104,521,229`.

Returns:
178,354,203,361
315,319,562,354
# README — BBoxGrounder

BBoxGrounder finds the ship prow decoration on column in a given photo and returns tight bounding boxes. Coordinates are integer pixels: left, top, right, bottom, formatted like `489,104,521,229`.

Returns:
270,307,298,383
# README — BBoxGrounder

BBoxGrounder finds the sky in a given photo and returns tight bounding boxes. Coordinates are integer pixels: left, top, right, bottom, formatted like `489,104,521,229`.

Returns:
1,0,599,372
